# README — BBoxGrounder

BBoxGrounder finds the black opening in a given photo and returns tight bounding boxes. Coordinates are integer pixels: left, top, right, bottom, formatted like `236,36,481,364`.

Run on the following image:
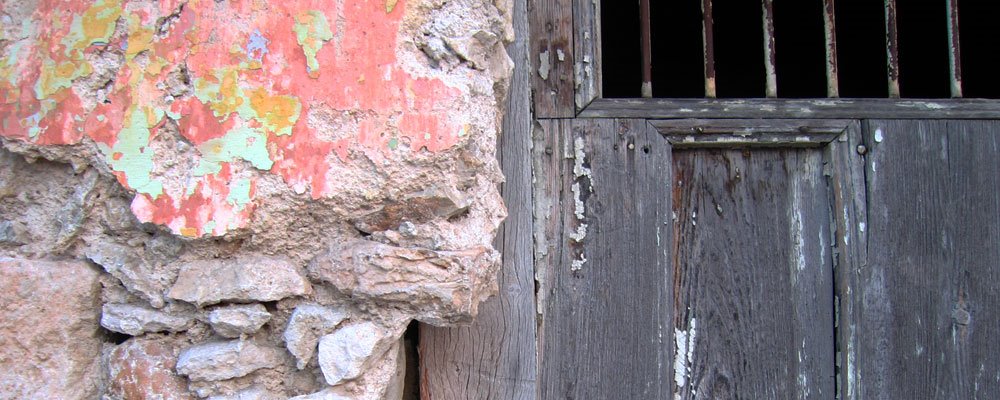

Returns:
960,1,1000,98
773,0,826,98
600,0,642,98
601,0,1000,99
897,0,950,98
712,0,766,98
402,320,420,400
835,0,889,97
650,0,704,97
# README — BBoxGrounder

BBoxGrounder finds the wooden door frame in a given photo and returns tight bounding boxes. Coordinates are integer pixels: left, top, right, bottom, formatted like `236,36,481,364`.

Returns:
419,0,1000,398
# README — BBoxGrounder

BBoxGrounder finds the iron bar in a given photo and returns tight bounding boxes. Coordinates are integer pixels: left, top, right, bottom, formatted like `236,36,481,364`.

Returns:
640,0,652,97
702,0,717,98
762,0,777,97
946,0,963,98
823,0,840,97
885,0,900,97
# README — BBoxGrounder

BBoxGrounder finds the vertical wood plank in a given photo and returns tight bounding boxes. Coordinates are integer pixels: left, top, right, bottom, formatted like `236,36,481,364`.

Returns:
851,120,1000,399
538,119,673,399
672,148,835,399
702,0,718,98
884,0,900,98
574,0,601,109
418,0,538,396
531,0,575,117
825,121,868,400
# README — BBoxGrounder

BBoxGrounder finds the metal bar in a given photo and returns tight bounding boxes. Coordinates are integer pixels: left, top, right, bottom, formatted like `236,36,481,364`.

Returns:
823,0,840,97
702,0,717,98
762,0,777,97
885,0,900,97
946,0,963,98
640,0,652,97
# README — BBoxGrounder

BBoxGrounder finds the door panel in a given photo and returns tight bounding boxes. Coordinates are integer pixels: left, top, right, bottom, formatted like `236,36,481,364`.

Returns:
537,119,673,399
847,120,1000,399
672,149,835,399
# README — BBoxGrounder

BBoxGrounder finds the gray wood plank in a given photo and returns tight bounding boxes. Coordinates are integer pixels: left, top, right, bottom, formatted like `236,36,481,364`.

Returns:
653,119,851,148
578,98,1000,120
671,148,835,399
852,120,1000,399
418,0,537,396
824,121,869,400
538,119,673,399
572,0,600,111
529,0,575,118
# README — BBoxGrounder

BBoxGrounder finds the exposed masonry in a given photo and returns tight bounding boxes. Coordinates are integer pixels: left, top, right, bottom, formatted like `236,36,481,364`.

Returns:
0,0,512,398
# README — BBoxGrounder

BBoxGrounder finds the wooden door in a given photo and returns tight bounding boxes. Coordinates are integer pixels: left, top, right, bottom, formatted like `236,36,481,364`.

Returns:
536,119,1000,399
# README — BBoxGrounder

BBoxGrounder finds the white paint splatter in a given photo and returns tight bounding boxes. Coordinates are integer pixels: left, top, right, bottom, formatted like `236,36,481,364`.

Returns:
538,50,550,80
874,128,884,143
858,222,866,233
570,254,587,271
673,318,697,396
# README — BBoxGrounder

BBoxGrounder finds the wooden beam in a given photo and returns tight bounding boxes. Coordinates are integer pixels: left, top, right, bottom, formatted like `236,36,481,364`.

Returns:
530,0,575,117
652,119,850,147
419,0,538,397
573,0,601,110
578,98,1000,119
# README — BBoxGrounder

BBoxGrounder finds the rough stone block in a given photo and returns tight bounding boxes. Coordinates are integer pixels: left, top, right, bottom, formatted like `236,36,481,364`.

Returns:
168,256,312,307
0,258,102,399
105,338,195,400
207,304,272,338
308,240,500,325
175,340,284,381
101,303,194,336
283,304,348,369
316,322,394,385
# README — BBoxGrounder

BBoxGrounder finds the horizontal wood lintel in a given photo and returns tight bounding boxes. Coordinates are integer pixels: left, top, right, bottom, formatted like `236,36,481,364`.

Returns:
578,98,1000,119
652,119,849,148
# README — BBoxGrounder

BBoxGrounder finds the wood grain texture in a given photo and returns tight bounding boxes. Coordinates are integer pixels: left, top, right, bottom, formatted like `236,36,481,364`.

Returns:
573,0,601,110
652,119,851,148
578,98,1000,120
538,119,673,399
824,121,868,400
529,0,575,118
418,0,537,396
851,120,1000,399
672,148,835,399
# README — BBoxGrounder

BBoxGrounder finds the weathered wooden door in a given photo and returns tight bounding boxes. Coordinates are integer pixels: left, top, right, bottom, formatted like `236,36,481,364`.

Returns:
535,118,1000,399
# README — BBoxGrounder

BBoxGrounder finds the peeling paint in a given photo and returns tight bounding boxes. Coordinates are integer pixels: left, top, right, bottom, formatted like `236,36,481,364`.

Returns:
538,50,550,80
2,0,469,237
673,318,697,398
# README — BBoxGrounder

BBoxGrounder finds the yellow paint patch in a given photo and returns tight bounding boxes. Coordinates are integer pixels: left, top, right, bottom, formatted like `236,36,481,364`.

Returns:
386,0,399,13
248,88,300,136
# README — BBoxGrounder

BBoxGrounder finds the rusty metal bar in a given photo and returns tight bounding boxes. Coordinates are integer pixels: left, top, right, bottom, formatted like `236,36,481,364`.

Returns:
640,0,652,97
885,0,900,97
946,0,963,98
702,0,717,98
823,0,840,97
762,0,777,97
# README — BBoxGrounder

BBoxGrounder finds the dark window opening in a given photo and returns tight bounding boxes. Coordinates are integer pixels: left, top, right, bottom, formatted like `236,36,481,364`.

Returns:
601,0,1000,99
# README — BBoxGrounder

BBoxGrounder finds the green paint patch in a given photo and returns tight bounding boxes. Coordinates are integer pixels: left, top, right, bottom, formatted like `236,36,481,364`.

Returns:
388,137,399,150
226,177,253,208
193,126,274,176
293,10,333,78
104,107,164,198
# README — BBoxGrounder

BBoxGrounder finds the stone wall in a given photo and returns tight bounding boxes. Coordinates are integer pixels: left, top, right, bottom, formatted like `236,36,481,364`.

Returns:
0,0,511,398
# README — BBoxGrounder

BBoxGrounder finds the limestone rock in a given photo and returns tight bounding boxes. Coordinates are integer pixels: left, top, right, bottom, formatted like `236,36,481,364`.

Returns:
283,304,348,369
105,338,195,400
316,322,395,385
288,389,352,400
168,256,312,307
86,242,172,308
0,258,102,399
207,304,272,338
205,385,281,400
175,340,284,381
308,240,500,325
101,303,194,336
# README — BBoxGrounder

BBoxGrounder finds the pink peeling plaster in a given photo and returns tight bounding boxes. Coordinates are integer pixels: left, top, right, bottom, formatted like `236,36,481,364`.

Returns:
0,0,465,237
